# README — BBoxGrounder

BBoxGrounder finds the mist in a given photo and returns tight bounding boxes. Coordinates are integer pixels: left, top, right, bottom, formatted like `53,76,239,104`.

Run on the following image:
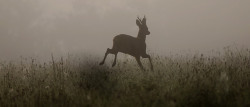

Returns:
1,0,250,60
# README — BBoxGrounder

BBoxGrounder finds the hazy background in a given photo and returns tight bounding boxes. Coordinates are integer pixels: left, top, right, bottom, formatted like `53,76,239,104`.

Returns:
1,0,250,60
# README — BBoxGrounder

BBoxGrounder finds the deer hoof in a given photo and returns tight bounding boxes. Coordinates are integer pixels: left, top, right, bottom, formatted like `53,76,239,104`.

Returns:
99,62,104,65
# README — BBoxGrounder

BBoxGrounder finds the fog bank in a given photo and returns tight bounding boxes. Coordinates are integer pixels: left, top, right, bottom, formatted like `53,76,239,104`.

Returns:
1,0,250,60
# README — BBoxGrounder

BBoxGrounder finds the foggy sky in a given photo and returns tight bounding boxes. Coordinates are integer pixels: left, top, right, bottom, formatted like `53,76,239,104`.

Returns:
1,0,250,60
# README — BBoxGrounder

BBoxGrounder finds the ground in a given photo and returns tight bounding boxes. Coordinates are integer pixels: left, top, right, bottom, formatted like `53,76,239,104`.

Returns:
0,47,250,107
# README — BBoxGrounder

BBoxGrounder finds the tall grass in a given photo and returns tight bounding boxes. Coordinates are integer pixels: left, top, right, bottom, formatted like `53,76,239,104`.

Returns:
0,47,250,107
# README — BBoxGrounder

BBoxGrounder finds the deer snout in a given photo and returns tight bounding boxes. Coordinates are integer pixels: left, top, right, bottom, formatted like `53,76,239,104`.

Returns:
147,31,150,35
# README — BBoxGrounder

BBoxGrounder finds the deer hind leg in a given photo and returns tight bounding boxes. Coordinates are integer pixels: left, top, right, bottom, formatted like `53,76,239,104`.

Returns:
135,56,145,70
99,48,118,66
112,52,118,67
142,54,154,71
100,48,113,65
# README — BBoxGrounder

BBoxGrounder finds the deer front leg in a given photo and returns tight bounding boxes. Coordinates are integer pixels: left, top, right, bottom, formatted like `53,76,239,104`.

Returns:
142,54,154,71
135,56,144,70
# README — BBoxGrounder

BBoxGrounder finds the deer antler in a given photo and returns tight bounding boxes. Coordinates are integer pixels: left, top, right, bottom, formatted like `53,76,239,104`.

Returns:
137,16,142,22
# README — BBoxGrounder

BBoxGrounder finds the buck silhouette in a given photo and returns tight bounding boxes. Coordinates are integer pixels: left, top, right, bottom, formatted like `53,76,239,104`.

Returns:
99,16,153,70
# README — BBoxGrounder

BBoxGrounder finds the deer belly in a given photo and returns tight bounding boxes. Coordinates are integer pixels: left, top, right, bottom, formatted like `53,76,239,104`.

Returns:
117,42,134,54
116,42,144,56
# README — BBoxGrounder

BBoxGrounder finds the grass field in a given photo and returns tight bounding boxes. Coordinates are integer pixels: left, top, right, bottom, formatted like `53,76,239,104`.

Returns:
0,47,250,107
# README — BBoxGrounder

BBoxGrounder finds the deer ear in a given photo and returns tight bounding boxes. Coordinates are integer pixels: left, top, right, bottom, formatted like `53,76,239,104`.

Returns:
142,16,146,25
136,19,142,27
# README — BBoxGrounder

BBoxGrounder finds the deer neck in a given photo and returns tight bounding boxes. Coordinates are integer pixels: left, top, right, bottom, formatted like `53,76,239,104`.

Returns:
137,31,146,42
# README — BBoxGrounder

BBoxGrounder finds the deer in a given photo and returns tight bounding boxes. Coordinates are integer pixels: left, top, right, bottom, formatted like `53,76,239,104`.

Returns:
99,16,153,70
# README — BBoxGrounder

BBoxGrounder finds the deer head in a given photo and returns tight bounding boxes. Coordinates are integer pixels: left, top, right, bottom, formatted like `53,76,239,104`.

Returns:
136,16,150,36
